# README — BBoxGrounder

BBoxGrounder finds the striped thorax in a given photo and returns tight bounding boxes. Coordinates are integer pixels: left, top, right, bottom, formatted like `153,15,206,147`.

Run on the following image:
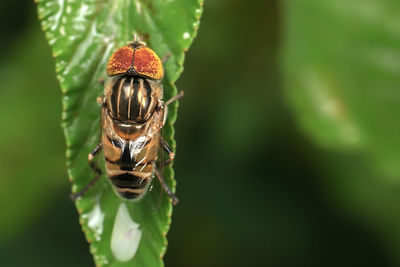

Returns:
106,76,162,124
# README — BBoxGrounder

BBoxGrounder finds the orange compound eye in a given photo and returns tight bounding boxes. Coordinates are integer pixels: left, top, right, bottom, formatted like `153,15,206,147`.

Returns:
133,47,164,80
107,46,134,76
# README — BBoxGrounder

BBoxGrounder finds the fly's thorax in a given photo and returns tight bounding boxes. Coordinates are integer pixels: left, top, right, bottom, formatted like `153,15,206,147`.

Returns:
105,75,163,123
101,98,164,141
101,106,145,140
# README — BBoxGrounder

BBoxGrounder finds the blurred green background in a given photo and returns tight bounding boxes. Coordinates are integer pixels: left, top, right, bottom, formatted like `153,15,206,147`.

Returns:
1,0,400,266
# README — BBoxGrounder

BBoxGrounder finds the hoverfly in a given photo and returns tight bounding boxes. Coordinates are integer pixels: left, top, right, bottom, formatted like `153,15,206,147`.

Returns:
71,36,182,204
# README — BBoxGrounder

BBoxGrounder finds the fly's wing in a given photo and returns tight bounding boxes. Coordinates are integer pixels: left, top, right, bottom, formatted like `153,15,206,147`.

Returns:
70,101,105,200
89,104,105,172
154,127,165,206
131,106,164,169
130,124,161,173
127,135,153,170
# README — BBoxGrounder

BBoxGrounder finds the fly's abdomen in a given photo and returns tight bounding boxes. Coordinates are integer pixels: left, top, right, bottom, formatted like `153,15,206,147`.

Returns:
110,173,151,199
106,157,155,200
102,131,158,200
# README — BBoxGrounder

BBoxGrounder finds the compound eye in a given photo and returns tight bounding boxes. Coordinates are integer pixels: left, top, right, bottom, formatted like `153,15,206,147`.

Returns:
133,47,164,80
107,46,134,76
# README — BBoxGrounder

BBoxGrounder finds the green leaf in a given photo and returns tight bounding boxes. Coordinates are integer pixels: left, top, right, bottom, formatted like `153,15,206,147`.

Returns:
282,0,400,177
36,0,203,266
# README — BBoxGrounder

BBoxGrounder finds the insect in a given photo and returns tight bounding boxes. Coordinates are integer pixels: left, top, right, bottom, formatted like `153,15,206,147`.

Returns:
71,36,183,205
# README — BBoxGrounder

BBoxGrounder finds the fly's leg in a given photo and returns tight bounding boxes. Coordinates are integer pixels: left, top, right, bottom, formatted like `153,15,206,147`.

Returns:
158,92,184,205
155,169,179,205
157,139,178,204
161,138,175,165
70,174,102,201
70,143,103,201
163,91,184,125
97,95,106,106
88,143,103,175
165,91,184,106
98,78,105,86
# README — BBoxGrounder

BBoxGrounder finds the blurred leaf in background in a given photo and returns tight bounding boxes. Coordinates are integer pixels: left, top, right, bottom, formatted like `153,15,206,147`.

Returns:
282,0,400,177
167,0,398,266
282,0,400,264
0,5,65,244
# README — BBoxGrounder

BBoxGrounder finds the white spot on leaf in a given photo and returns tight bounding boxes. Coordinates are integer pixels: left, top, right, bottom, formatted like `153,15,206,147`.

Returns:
111,203,142,262
82,203,105,242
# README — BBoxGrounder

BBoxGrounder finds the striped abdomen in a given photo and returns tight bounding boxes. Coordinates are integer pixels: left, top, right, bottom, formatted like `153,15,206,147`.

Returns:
107,75,159,123
102,128,160,200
